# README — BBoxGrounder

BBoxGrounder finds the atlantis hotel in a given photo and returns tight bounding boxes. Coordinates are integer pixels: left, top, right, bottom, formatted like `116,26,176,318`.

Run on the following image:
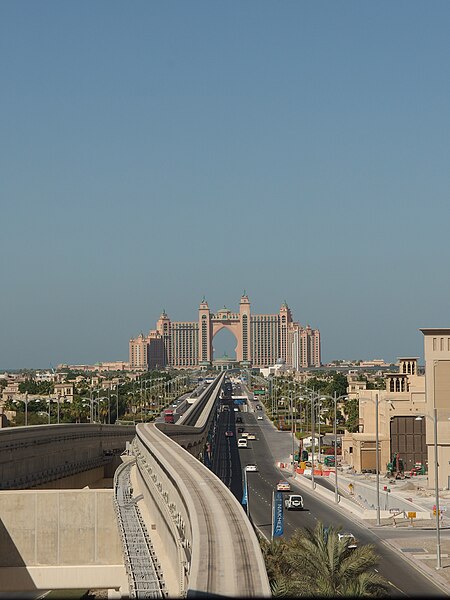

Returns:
129,293,320,370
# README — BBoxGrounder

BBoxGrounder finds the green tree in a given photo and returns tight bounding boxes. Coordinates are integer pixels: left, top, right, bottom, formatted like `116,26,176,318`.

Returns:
367,376,385,390
260,537,297,597
343,398,359,432
325,372,348,397
281,523,389,597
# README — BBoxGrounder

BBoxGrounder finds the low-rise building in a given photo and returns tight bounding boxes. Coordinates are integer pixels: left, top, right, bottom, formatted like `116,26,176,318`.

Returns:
343,336,450,490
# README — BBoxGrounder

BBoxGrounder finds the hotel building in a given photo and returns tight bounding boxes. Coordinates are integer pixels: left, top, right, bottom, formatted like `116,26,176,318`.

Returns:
129,293,320,370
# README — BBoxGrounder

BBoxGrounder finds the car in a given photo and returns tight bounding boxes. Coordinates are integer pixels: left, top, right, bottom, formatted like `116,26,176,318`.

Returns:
284,494,304,510
236,416,243,423
276,481,291,492
238,438,248,448
257,415,263,420
222,406,230,412
247,433,256,440
256,405,262,410
233,407,239,412
245,464,258,472
237,427,244,433
241,432,249,438
338,533,357,549
225,431,234,437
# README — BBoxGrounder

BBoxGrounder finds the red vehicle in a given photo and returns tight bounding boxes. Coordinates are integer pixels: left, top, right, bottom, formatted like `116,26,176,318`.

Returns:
164,409,175,424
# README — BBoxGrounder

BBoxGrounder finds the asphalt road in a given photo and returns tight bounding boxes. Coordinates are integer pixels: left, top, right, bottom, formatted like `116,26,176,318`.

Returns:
212,392,446,598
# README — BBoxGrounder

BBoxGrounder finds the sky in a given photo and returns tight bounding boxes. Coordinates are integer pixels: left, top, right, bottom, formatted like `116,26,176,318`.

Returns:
2,1,450,369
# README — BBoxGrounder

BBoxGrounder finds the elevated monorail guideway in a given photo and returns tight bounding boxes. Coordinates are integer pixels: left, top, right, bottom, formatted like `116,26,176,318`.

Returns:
135,422,270,598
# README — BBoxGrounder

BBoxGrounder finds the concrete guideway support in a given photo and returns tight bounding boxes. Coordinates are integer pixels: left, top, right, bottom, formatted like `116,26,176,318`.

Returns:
0,489,128,595
131,374,270,597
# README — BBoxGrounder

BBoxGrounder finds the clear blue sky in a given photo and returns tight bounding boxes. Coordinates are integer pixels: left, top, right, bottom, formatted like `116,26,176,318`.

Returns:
2,1,449,369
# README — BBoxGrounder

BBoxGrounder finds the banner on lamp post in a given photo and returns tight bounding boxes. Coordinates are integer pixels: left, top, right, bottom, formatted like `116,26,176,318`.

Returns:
272,491,284,538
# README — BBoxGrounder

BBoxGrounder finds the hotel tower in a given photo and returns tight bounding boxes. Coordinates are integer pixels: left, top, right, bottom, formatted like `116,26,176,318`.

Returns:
129,293,320,370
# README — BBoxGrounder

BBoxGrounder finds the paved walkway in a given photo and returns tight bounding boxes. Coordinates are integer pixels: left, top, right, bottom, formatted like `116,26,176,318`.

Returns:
338,470,450,594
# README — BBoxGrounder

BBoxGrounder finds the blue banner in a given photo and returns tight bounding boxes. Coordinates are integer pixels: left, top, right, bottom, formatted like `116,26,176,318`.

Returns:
273,491,284,537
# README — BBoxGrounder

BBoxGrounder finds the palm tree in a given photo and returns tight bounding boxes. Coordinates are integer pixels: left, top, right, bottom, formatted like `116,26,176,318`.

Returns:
285,522,389,597
260,537,298,597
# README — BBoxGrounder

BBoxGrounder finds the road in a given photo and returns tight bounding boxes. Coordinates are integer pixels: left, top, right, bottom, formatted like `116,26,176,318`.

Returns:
212,388,446,597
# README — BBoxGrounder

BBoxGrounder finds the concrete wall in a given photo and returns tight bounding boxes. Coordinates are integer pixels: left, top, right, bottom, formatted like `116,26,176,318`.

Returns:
0,489,128,593
0,424,134,490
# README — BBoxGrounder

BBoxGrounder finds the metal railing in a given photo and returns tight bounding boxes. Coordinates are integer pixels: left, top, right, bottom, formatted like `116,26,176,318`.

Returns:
114,459,166,598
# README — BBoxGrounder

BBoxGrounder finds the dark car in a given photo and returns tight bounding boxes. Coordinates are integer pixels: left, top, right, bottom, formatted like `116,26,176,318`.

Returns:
237,427,244,433
236,416,243,423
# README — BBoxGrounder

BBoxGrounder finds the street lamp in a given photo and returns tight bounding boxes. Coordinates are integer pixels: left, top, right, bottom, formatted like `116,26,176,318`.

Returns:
13,392,30,426
36,404,51,425
297,391,324,490
314,392,349,504
415,409,450,570
360,394,382,525
97,396,109,423
111,385,120,423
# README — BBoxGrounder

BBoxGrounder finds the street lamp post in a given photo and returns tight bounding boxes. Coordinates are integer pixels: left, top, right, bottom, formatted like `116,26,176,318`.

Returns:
111,385,119,423
334,392,338,504
375,392,380,526
360,394,382,525
90,386,94,424
14,393,30,426
416,409,443,570
315,392,348,504
55,395,62,425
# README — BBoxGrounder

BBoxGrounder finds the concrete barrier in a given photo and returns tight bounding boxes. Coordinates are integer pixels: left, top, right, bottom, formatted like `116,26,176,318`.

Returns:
0,489,128,593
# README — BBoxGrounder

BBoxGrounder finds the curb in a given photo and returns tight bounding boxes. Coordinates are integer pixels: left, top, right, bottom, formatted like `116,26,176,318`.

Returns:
377,537,450,597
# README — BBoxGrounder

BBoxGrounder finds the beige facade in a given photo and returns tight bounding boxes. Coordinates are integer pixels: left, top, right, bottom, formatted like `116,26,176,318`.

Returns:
129,293,321,370
342,358,426,473
420,329,450,490
343,340,450,490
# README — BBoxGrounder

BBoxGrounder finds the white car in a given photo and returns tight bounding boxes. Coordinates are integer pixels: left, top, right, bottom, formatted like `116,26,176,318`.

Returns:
276,481,291,492
245,464,258,472
257,415,263,420
338,533,357,549
247,433,256,440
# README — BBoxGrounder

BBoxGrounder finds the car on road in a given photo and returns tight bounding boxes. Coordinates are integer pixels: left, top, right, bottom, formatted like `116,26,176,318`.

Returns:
247,433,256,440
233,407,239,412
245,464,258,472
238,438,248,448
338,533,357,549
225,431,234,437
284,494,304,510
257,415,263,420
236,416,243,423
241,432,249,438
237,427,244,433
276,481,291,492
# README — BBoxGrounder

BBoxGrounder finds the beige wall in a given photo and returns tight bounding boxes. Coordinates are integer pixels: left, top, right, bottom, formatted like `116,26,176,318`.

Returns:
421,329,450,489
0,489,127,593
344,358,426,476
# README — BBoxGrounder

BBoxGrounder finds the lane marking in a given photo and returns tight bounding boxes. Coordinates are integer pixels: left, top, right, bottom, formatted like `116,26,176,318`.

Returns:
387,580,407,596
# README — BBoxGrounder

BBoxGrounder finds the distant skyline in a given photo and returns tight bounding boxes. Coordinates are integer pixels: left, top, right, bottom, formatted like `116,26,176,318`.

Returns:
2,2,450,369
